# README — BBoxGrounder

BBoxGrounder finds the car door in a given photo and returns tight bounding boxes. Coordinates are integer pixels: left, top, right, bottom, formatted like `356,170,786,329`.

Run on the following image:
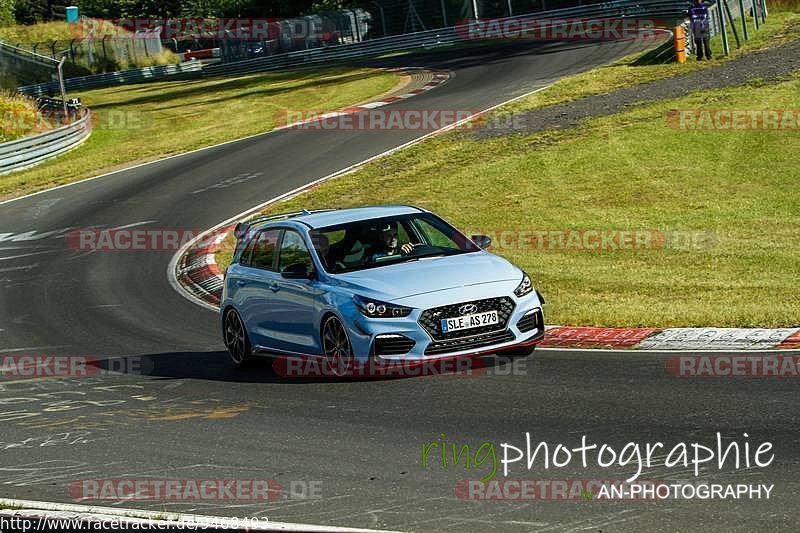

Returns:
237,228,282,350
270,229,321,355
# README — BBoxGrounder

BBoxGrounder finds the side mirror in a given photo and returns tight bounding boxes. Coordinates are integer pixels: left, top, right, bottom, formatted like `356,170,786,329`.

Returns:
281,263,315,279
471,234,492,250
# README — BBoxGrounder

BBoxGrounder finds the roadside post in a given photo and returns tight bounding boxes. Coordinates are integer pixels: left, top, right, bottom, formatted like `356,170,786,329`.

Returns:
738,0,750,40
674,25,687,62
717,2,730,55
57,56,69,121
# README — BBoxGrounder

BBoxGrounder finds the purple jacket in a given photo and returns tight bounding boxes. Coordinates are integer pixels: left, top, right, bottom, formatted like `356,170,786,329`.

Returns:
688,3,711,38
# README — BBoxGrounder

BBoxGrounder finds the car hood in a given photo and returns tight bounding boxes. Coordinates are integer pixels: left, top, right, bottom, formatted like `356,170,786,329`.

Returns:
330,251,522,301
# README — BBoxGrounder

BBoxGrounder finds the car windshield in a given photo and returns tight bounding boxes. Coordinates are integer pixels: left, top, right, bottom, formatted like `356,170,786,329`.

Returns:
309,213,479,273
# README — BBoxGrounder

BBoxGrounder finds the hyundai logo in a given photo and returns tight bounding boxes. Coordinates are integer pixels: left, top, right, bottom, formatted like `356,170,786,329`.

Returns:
458,304,478,315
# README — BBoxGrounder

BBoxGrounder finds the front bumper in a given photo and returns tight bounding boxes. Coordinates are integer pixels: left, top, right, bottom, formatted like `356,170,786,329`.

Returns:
345,292,545,362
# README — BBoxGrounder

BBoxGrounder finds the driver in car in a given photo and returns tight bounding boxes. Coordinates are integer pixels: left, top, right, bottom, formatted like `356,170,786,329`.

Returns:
371,221,416,261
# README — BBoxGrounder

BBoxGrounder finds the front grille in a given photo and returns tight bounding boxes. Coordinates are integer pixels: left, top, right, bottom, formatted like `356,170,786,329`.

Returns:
425,330,515,356
373,334,415,356
517,309,543,333
418,297,515,341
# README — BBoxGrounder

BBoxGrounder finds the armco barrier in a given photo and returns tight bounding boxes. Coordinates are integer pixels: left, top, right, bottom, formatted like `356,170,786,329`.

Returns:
12,1,687,93
17,61,202,97
0,104,92,175
203,0,688,78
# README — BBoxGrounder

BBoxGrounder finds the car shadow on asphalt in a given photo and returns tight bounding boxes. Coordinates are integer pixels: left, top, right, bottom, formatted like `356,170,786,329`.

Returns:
90,351,524,384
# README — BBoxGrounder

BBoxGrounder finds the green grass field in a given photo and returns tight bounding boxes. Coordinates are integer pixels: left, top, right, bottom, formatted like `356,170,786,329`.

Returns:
217,15,800,328
0,67,400,199
499,11,800,116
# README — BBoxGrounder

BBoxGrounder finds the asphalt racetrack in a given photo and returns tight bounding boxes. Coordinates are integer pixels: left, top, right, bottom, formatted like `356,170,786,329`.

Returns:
1,39,798,531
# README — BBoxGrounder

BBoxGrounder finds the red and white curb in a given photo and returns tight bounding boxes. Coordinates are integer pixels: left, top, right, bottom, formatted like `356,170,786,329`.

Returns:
174,228,230,308
167,75,798,353
0,498,394,532
272,68,451,130
175,240,800,351
541,326,800,350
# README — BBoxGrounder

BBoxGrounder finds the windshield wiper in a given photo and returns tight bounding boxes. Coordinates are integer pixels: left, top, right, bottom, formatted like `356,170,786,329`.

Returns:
400,252,447,263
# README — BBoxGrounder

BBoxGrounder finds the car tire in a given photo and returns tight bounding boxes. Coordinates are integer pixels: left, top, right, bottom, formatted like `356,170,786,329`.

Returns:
223,308,253,367
321,315,354,377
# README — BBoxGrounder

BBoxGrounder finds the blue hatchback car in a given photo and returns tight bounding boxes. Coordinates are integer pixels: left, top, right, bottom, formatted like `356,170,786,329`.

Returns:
221,206,545,373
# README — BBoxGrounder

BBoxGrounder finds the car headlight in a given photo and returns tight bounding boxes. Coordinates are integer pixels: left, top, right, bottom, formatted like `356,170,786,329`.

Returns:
353,295,412,318
514,272,533,298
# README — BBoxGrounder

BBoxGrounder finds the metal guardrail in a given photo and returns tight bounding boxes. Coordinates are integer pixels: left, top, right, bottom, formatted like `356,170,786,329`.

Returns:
18,60,203,97
11,1,688,93
0,104,92,175
203,0,689,78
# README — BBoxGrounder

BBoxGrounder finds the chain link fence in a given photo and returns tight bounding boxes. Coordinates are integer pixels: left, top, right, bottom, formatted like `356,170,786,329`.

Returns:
3,17,173,78
0,41,61,92
2,0,674,71
684,0,768,56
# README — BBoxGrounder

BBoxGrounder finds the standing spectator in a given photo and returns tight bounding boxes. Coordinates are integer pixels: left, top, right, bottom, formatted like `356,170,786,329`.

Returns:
688,0,712,60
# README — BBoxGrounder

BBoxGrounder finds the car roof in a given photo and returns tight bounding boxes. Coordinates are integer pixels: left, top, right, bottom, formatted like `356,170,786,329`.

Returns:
254,205,426,231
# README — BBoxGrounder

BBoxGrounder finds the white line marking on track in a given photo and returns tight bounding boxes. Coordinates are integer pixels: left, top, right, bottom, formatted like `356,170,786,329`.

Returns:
167,84,552,312
0,250,59,261
108,220,157,231
0,345,71,353
0,70,451,208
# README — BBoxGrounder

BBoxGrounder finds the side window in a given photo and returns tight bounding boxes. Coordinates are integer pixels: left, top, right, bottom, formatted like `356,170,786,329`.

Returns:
396,220,413,244
250,229,281,270
239,235,258,266
278,230,314,273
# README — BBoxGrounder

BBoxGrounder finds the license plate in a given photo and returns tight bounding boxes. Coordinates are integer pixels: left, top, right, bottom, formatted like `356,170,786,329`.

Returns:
440,310,499,333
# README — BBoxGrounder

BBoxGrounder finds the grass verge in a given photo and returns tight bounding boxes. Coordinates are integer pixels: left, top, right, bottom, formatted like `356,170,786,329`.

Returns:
498,10,800,116
219,68,800,327
0,90,39,141
0,20,179,73
0,67,400,200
